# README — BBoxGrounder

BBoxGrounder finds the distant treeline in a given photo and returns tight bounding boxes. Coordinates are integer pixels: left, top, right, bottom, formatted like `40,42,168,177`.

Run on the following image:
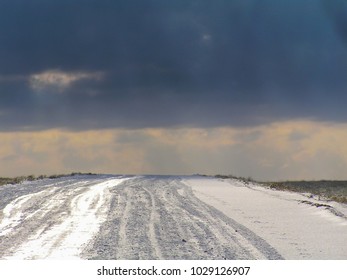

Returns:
0,172,96,186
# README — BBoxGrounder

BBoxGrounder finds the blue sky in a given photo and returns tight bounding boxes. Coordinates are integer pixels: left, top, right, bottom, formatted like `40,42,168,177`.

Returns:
1,0,347,179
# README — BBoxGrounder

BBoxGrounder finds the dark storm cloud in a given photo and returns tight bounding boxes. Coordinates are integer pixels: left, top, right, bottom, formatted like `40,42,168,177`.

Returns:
0,0,347,131
323,0,347,45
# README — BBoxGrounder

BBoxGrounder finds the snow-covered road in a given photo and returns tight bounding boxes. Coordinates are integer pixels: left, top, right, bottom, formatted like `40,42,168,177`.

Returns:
0,175,345,259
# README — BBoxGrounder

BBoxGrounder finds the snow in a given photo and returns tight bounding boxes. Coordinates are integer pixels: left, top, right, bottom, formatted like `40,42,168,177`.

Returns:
0,175,346,260
3,178,127,259
0,188,56,237
183,177,347,259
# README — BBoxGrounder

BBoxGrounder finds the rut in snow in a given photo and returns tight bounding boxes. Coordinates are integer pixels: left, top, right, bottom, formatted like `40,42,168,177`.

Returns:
0,175,282,260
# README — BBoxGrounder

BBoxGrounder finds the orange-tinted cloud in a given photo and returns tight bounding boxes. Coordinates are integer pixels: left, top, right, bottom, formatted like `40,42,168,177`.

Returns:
1,120,347,180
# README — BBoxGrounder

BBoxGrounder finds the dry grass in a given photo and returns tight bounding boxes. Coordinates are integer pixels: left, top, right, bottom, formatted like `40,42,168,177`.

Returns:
268,181,347,204
213,174,347,205
0,172,96,186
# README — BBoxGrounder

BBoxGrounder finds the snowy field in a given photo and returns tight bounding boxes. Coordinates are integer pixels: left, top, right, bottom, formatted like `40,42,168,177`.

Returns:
0,175,346,260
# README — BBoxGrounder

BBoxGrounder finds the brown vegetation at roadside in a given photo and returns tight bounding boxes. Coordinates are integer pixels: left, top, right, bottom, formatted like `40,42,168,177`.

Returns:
0,172,96,186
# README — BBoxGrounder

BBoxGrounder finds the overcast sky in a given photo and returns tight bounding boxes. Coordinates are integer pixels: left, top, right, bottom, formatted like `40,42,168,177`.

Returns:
1,0,347,179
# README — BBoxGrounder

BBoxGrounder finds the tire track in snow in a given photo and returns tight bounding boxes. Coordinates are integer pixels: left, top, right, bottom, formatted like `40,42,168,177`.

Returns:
143,186,163,259
1,176,282,259
116,184,158,259
180,185,278,259
155,179,267,259
0,190,51,237
82,177,282,259
115,185,134,259
0,178,126,259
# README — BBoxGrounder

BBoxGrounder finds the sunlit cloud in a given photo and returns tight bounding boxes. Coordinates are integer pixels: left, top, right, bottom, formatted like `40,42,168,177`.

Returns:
1,121,347,180
29,70,103,92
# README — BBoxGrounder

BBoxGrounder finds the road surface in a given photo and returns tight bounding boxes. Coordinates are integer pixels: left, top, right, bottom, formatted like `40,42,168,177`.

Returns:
0,175,282,260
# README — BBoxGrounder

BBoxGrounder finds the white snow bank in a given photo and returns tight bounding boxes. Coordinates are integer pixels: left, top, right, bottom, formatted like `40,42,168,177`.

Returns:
183,177,347,260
